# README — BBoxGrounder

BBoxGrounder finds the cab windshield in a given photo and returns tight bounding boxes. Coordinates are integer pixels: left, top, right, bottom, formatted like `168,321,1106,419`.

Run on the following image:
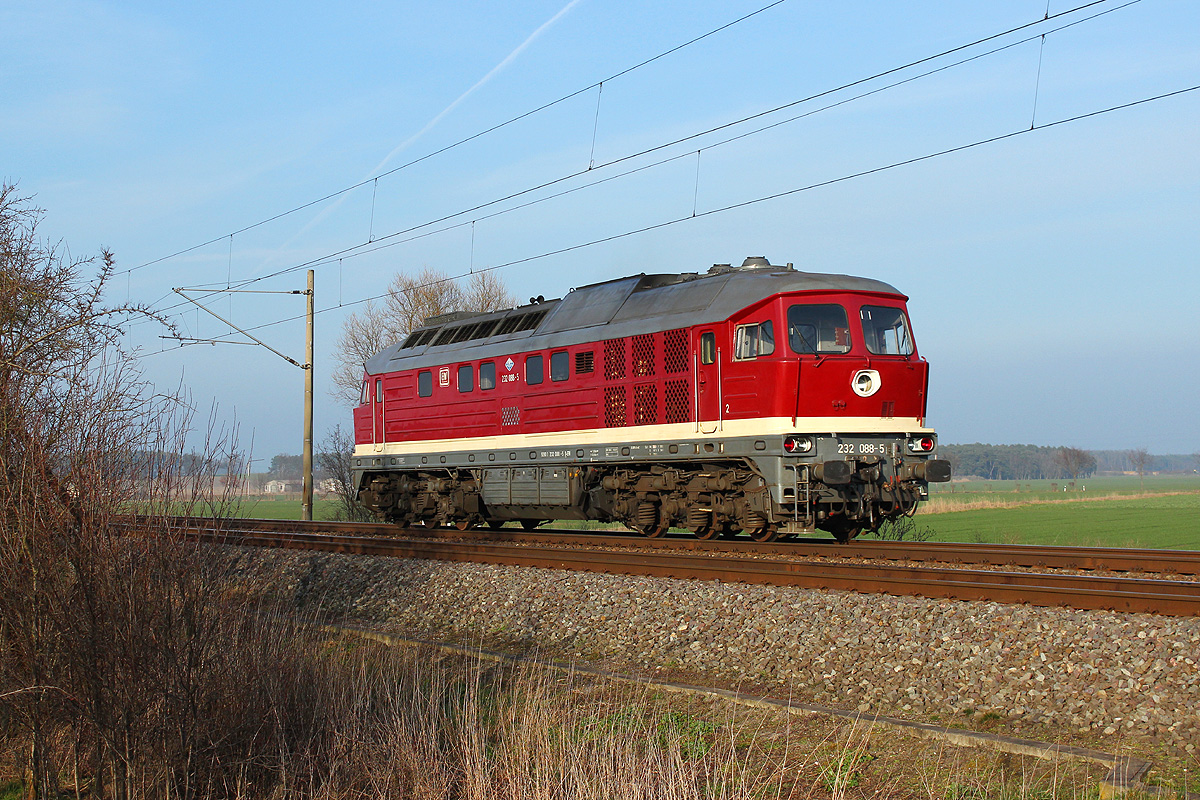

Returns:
787,304,851,355
860,305,913,355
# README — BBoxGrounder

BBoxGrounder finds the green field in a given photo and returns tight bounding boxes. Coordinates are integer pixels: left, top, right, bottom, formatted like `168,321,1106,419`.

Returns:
918,475,1200,549
226,497,345,520
915,492,1200,549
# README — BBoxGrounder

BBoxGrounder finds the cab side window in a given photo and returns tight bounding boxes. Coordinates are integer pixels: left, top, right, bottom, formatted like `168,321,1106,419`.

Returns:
733,320,775,360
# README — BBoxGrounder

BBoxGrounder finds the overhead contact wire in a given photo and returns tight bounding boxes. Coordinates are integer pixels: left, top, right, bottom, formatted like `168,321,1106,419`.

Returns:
209,0,1141,289
135,83,1199,357
134,0,1145,325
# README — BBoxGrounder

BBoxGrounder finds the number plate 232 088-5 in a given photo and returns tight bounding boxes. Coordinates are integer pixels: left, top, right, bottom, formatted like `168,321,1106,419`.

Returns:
835,441,892,456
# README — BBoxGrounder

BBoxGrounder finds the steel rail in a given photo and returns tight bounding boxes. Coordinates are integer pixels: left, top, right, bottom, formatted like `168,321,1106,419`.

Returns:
171,517,1200,575
177,522,1200,617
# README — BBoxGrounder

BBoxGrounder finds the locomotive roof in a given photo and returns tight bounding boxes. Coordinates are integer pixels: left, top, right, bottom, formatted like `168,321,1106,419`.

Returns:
363,258,904,375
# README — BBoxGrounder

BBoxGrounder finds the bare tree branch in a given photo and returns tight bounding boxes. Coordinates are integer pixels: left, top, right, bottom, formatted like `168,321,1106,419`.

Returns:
329,266,516,405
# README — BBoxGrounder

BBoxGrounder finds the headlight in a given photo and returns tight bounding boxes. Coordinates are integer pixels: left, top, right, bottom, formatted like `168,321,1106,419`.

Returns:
784,435,813,454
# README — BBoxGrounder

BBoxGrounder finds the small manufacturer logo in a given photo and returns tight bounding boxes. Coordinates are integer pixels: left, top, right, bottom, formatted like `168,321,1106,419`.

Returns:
505,357,515,371
439,367,450,387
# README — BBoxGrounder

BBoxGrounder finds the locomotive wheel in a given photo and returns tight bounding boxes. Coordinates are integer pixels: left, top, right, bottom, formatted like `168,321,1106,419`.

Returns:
637,523,668,538
687,507,714,540
747,524,779,543
455,520,474,531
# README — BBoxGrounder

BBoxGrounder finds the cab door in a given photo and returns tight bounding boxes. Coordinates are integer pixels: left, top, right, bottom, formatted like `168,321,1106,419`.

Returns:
696,329,721,433
371,377,385,450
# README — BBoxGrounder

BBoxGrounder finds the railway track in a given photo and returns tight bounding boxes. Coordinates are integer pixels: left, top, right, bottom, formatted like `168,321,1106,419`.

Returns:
159,517,1200,617
188,517,1200,574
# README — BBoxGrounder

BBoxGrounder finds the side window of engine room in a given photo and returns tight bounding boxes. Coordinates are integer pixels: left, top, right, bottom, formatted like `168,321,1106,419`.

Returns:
550,350,570,382
526,354,544,385
733,320,775,360
479,361,496,390
417,370,432,398
457,364,473,393
787,304,851,355
861,305,914,355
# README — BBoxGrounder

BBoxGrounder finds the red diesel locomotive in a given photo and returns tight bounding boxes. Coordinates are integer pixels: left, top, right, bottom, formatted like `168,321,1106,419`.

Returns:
352,257,950,541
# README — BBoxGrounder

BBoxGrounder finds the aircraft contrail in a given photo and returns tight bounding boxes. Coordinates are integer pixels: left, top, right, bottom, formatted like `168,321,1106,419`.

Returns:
369,0,586,177
249,0,586,277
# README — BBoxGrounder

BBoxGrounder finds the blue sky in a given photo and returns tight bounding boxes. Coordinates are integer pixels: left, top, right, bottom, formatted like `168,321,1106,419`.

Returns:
5,0,1198,460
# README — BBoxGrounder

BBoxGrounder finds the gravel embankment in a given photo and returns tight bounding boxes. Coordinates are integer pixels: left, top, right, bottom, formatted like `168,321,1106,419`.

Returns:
226,547,1199,752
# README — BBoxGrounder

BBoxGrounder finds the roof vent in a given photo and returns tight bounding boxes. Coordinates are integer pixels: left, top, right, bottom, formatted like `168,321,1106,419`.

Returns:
423,310,477,326
741,256,772,268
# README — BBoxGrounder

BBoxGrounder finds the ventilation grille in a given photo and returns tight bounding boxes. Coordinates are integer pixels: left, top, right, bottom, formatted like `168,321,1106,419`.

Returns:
575,351,594,374
501,407,520,426
632,334,655,378
603,339,626,380
634,383,657,425
664,379,691,424
664,328,689,374
604,386,626,427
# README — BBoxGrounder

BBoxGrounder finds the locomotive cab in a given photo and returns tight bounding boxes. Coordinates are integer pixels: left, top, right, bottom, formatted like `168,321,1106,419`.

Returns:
694,273,949,540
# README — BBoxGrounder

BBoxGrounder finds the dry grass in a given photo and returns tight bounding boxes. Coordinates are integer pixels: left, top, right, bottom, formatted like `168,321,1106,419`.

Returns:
918,490,1200,515
2,610,1120,799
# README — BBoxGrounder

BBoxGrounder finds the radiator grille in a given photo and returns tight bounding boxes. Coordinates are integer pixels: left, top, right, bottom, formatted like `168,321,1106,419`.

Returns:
634,383,658,425
664,328,689,374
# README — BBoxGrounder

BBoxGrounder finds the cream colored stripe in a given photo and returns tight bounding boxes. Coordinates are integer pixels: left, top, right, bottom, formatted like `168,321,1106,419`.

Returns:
355,416,933,458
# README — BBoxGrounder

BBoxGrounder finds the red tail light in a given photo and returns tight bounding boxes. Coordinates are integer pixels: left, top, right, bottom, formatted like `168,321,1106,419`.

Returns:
908,436,935,453
784,436,813,454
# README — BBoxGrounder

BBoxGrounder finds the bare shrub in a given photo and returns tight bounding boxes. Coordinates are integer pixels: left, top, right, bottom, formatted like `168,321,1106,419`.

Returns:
316,424,374,522
869,515,935,542
0,182,295,800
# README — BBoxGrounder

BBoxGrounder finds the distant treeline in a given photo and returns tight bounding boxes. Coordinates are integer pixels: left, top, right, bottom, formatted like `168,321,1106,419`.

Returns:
1089,450,1198,474
941,444,1199,480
